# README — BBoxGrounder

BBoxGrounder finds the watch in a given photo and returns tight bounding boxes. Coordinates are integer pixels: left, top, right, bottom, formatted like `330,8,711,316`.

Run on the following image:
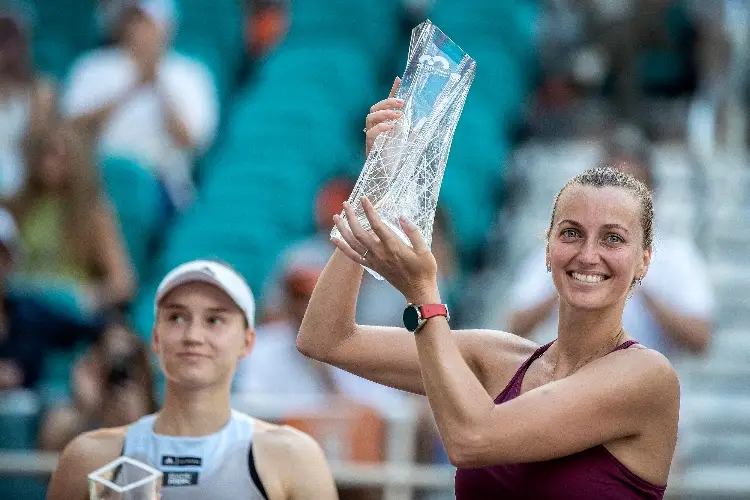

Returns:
403,303,450,333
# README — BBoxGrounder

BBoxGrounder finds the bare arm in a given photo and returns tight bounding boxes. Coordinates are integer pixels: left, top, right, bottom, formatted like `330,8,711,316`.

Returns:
69,87,137,134
642,292,710,354
91,201,136,308
297,250,532,396
156,85,195,149
46,428,125,500
414,302,678,473
28,79,56,139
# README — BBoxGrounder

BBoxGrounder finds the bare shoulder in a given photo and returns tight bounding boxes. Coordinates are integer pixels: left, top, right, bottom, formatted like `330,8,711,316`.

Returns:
252,419,337,499
600,345,680,406
47,427,127,500
61,426,127,465
252,419,326,458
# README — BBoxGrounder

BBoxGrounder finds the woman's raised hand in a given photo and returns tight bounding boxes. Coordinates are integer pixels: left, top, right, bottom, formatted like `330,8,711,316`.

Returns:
332,197,439,303
365,77,404,156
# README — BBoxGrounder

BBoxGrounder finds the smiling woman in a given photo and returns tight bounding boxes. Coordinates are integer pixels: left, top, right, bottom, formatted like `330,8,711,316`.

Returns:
296,79,679,500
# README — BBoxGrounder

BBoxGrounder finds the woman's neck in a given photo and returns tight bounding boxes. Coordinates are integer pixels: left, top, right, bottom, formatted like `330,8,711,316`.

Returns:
154,383,233,437
551,301,627,377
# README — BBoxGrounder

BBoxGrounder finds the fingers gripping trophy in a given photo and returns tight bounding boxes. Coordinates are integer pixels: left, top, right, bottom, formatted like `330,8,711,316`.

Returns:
331,20,476,279
88,456,162,500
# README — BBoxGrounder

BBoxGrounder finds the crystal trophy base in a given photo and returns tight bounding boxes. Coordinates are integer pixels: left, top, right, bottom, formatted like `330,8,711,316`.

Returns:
332,19,475,280
88,456,162,500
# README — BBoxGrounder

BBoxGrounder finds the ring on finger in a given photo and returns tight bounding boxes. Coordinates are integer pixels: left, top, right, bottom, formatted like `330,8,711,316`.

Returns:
361,249,368,262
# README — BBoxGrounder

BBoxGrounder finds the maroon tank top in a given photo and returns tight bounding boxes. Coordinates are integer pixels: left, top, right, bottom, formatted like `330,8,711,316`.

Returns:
454,340,667,500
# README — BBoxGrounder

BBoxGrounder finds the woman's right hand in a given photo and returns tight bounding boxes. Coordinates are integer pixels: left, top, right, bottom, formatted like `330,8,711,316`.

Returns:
364,77,404,156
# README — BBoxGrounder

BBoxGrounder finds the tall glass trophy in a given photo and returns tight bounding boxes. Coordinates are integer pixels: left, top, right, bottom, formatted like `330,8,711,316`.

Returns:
88,456,162,500
332,19,475,279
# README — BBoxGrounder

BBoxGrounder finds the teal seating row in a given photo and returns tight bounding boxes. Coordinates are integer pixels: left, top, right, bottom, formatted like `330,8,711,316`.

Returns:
0,391,47,500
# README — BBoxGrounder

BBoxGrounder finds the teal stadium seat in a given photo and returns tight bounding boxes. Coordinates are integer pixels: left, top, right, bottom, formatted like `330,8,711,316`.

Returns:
0,391,47,500
31,0,98,80
100,156,167,282
285,0,402,65
173,0,244,101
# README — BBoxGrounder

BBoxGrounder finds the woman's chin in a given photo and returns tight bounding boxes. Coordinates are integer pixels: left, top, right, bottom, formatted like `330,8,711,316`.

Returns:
561,290,614,311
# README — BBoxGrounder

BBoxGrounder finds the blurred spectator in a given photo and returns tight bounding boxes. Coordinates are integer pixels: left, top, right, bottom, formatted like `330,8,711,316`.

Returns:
0,7,55,201
61,0,218,210
244,0,289,59
0,206,103,390
235,256,407,414
507,125,714,360
600,0,699,119
38,321,156,451
11,124,135,316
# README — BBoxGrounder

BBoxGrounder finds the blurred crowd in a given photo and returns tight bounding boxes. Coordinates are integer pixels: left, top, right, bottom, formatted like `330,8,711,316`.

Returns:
0,0,742,497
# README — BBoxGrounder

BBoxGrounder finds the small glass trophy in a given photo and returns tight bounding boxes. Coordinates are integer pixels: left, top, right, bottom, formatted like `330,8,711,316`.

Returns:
332,19,475,279
88,456,162,500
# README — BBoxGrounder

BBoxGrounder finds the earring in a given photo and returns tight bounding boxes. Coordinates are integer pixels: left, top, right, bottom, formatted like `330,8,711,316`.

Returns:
546,263,551,273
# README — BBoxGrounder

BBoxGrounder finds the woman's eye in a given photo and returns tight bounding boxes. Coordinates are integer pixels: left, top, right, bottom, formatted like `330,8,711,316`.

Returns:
561,229,578,239
168,314,186,324
606,234,623,244
207,316,224,326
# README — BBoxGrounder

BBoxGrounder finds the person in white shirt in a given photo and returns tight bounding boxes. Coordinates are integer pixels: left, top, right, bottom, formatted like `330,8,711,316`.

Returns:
47,260,338,500
508,130,714,360
61,0,218,209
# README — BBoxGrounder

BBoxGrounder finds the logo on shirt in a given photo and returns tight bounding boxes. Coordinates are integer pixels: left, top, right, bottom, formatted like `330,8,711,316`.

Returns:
163,471,199,487
162,456,202,467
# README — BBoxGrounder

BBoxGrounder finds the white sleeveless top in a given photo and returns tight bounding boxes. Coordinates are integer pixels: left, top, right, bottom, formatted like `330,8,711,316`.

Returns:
122,410,267,499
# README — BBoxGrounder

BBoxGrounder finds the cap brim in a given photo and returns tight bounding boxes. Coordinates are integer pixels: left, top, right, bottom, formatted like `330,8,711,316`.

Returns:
156,271,248,323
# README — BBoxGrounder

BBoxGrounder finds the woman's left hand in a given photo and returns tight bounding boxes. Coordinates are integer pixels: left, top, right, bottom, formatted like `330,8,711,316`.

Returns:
332,197,440,303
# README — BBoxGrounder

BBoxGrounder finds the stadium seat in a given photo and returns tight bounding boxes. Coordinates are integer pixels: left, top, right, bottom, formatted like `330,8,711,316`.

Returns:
0,390,46,500
100,156,168,282
285,0,403,64
173,0,244,100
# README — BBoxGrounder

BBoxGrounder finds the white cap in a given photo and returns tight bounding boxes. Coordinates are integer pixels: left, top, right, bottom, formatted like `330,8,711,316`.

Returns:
0,207,19,263
136,0,177,31
155,260,255,327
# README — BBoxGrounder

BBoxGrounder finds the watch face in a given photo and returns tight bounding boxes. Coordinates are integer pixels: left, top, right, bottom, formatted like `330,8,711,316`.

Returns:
403,306,420,332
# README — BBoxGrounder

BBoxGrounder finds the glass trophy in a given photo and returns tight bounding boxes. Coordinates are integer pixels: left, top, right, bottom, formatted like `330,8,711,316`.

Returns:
332,19,475,279
88,456,162,500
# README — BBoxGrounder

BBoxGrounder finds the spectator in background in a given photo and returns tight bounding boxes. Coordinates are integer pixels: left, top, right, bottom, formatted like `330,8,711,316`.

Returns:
235,257,407,413
507,125,714,361
0,206,103,391
11,124,135,316
244,0,289,59
62,0,218,210
0,7,55,201
38,320,156,451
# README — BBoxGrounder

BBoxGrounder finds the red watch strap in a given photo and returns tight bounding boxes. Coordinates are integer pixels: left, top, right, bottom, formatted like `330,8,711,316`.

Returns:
419,304,449,320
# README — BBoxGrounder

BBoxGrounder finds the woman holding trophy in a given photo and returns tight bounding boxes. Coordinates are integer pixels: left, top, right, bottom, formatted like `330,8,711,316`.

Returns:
48,260,338,500
297,80,679,498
